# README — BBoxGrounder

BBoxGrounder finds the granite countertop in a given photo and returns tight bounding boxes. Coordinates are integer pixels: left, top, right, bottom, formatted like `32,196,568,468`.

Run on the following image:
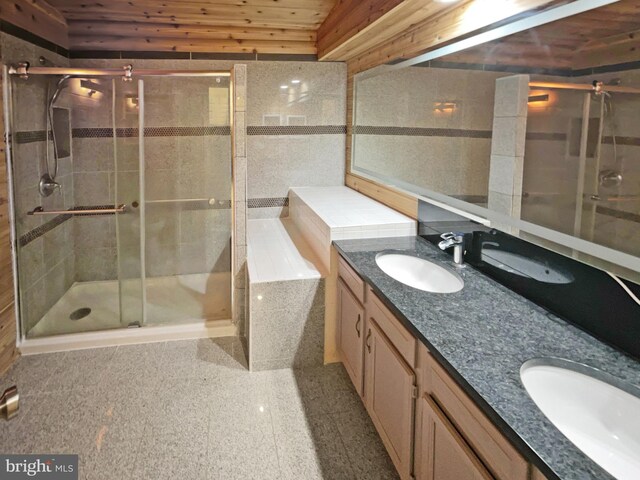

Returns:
333,236,640,480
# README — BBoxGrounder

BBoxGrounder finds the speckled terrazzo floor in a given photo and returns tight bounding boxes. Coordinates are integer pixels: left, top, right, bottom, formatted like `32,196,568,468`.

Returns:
0,338,398,480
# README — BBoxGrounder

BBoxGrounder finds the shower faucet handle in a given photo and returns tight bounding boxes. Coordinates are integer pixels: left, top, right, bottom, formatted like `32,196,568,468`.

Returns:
39,174,62,197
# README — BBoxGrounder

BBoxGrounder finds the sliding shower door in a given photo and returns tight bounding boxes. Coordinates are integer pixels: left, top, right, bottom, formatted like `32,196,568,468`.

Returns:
8,67,232,340
113,78,145,327
8,73,144,338
142,75,232,325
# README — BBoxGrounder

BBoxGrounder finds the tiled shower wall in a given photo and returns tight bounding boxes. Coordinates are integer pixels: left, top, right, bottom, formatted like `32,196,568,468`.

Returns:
65,68,233,282
353,66,506,202
2,32,74,333
7,47,346,331
70,59,348,221
523,68,640,258
246,62,346,218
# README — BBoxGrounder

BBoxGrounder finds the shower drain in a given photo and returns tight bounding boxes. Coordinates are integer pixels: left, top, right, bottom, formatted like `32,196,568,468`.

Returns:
69,308,92,320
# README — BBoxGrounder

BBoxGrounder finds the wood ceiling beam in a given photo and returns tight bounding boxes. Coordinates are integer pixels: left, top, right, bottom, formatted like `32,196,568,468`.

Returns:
60,12,324,30
68,21,316,43
317,0,405,60
50,3,329,28
0,0,69,48
50,0,333,11
68,35,317,53
347,0,557,74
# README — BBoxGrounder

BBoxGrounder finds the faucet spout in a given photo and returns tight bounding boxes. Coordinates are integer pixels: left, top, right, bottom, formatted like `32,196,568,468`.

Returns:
438,232,465,265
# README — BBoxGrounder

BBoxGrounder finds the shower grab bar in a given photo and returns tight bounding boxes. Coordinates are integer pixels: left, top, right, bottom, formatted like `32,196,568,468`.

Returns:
27,205,127,216
589,195,640,203
146,198,218,205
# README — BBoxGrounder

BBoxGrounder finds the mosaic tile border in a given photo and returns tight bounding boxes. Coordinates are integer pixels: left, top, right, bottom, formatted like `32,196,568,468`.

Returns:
354,126,491,138
147,199,232,211
603,136,640,147
14,130,51,144
526,132,567,141
248,197,289,208
18,214,71,247
247,126,346,136
72,126,231,138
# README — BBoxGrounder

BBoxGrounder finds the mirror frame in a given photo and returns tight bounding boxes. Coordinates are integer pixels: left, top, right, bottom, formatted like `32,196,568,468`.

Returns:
349,0,640,278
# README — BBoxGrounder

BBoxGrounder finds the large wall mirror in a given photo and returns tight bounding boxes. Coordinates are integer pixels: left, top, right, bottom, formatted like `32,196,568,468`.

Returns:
351,0,640,281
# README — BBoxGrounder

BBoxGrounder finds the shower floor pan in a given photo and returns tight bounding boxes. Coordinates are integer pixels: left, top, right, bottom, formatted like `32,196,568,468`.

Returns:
27,272,231,338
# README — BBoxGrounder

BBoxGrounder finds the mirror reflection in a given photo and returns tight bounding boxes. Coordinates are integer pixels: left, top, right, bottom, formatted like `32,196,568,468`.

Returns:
352,0,640,267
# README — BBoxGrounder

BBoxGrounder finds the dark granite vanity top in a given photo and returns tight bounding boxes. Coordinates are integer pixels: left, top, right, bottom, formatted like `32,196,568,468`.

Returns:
333,236,640,480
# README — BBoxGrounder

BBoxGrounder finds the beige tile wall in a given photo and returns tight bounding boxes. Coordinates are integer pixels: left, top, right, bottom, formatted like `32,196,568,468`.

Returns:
2,33,74,333
353,66,506,201
246,61,347,218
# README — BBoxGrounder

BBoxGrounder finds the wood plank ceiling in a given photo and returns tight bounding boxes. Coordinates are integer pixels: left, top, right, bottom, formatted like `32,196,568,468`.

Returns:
440,1,640,71
46,0,338,53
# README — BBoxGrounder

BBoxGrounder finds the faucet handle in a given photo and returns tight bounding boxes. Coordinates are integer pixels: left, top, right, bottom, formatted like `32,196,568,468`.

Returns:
440,232,464,243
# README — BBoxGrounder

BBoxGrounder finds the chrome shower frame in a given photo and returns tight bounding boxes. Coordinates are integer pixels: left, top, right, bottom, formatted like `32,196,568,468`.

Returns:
8,63,231,79
5,63,234,348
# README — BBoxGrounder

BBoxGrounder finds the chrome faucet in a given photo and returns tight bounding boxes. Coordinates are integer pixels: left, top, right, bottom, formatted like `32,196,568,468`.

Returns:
39,174,62,197
438,232,465,265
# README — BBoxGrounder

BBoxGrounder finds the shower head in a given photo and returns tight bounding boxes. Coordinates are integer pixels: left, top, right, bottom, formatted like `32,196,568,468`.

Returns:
49,74,72,106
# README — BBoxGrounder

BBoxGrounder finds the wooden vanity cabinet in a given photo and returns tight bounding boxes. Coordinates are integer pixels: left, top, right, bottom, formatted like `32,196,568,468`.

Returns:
364,318,416,480
417,394,493,480
417,344,529,480
336,253,536,480
337,278,365,395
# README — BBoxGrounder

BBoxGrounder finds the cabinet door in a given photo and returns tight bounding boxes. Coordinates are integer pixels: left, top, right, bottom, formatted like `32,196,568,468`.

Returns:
337,279,365,396
417,395,493,480
365,320,416,480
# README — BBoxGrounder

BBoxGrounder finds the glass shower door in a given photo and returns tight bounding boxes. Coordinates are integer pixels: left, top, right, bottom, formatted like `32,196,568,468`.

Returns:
113,78,145,327
142,75,232,326
8,71,146,339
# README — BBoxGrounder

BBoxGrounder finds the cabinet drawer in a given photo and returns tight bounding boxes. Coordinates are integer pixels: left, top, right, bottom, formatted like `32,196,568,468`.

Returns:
367,288,416,368
338,255,365,304
424,354,528,480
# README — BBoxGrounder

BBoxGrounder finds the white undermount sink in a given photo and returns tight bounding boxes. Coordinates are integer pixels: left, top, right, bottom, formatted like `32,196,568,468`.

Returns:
520,358,640,480
375,253,463,293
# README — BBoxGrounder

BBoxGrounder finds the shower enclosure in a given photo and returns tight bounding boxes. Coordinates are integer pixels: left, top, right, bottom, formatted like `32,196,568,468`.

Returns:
5,65,233,340
522,78,640,259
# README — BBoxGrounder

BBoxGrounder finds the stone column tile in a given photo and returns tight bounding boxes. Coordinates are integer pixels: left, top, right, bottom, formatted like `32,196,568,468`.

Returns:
491,115,527,158
234,156,247,203
234,245,247,276
488,154,524,196
233,64,247,112
234,201,247,246
234,111,246,158
488,191,523,235
493,74,530,118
